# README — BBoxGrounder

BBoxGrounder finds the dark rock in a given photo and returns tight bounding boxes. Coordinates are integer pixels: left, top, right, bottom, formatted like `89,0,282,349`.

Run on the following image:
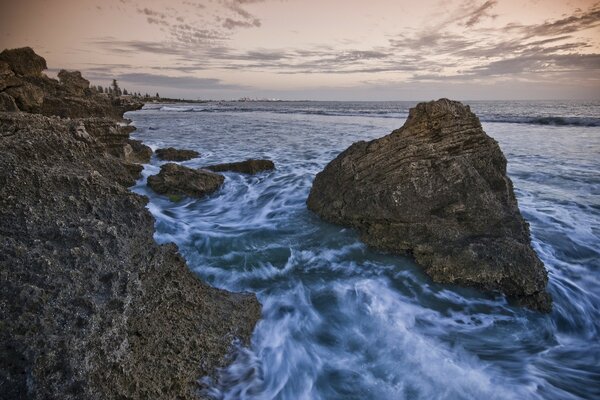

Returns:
155,147,200,161
0,92,18,111
4,82,44,112
0,47,47,76
307,98,551,312
126,139,153,164
0,111,260,399
206,159,275,174
148,163,224,198
57,69,90,96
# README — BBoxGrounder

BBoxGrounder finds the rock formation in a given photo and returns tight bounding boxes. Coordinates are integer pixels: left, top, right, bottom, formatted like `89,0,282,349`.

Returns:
156,147,200,161
0,47,47,76
0,47,142,119
57,69,90,96
206,159,275,174
307,99,551,312
0,47,261,399
148,163,225,199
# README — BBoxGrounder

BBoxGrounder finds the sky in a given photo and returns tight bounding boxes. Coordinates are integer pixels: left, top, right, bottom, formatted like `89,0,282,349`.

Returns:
0,0,599,100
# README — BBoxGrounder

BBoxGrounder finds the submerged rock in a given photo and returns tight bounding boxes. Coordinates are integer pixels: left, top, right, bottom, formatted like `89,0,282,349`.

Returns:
155,147,200,161
148,163,224,199
307,99,551,312
206,159,275,174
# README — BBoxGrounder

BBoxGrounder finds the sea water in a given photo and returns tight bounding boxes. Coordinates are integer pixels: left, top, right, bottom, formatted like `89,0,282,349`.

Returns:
127,100,600,400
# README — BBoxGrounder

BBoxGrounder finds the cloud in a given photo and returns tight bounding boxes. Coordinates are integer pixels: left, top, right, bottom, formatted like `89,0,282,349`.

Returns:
223,17,261,29
118,72,246,89
464,0,498,27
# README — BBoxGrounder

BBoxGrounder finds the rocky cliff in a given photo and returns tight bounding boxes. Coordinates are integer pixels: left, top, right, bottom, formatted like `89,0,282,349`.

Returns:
307,99,551,312
0,47,261,399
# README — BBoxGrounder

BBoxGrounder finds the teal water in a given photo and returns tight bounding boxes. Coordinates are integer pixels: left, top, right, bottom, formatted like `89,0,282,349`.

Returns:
128,101,600,400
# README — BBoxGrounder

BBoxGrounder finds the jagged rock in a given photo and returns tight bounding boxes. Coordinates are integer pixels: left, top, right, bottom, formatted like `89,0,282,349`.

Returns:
155,147,200,161
206,159,275,174
0,111,260,399
58,69,90,96
126,139,153,163
0,47,47,76
0,47,143,119
0,92,18,111
148,163,224,199
4,82,44,113
307,99,551,312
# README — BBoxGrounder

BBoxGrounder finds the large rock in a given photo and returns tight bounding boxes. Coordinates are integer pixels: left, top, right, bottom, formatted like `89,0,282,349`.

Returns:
155,147,200,161
307,99,551,312
0,111,260,399
57,69,90,96
206,159,275,174
0,47,47,76
148,163,224,199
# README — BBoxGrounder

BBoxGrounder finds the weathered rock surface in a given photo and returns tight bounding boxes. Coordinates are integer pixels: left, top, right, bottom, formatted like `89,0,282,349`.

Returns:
206,159,275,174
0,111,260,400
148,163,225,199
0,47,47,76
0,46,261,399
58,69,90,96
307,99,551,312
126,138,153,163
0,92,18,111
155,147,200,161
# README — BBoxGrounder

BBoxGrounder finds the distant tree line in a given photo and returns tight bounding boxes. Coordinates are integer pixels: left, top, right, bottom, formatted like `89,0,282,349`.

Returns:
92,79,160,99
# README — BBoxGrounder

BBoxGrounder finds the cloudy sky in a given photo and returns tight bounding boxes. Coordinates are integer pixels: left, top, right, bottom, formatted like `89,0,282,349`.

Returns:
1,0,599,100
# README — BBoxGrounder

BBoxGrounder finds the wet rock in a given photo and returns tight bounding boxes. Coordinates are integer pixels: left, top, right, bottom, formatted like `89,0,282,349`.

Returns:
126,139,153,163
148,163,224,198
0,111,260,399
307,98,551,312
206,159,275,174
155,147,200,161
57,69,90,96
0,47,47,76
0,92,18,111
4,82,44,112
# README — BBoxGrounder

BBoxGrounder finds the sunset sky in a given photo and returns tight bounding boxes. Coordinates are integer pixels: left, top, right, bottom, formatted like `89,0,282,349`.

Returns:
1,0,599,100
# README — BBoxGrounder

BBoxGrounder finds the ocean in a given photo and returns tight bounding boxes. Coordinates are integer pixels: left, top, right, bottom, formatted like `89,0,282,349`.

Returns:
127,100,600,400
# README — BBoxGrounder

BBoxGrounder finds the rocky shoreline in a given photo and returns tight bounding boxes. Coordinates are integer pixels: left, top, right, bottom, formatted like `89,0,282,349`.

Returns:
0,48,261,399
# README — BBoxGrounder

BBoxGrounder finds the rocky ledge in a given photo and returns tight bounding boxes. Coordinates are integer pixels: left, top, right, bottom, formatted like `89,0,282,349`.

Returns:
0,47,261,399
307,99,551,312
